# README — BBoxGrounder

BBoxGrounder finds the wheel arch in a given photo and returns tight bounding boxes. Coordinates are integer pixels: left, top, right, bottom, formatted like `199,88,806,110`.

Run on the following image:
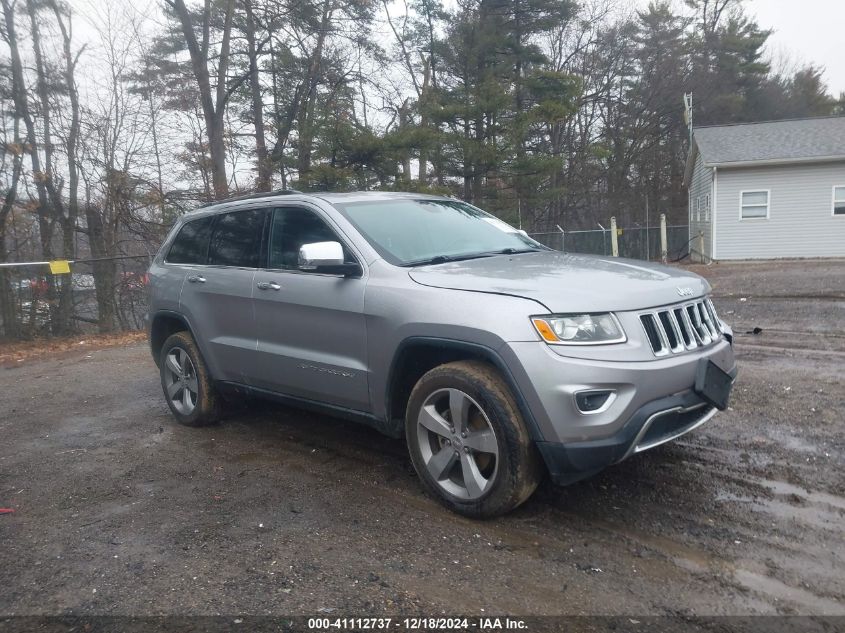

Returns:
149,310,194,367
385,337,545,442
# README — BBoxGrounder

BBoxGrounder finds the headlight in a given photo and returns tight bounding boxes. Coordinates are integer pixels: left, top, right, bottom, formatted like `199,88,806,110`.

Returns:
531,313,626,345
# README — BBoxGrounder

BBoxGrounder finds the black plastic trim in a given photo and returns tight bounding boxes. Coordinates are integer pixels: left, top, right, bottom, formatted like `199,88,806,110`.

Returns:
148,310,194,364
215,381,400,438
385,336,546,442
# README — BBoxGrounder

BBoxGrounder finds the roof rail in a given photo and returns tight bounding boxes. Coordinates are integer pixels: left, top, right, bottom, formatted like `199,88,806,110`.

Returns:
199,188,303,208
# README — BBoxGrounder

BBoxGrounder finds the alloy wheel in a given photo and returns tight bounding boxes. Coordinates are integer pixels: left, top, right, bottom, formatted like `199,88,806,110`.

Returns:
163,347,199,415
416,388,499,500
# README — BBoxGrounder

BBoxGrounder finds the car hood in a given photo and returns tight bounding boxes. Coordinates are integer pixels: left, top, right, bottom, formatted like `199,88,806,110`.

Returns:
407,251,711,313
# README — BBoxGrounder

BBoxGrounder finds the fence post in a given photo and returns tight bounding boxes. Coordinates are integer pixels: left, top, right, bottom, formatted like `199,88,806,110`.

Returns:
610,216,619,257
555,224,565,253
660,213,667,264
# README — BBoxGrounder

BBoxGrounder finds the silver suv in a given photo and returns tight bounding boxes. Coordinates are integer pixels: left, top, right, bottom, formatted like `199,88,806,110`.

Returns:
147,191,736,517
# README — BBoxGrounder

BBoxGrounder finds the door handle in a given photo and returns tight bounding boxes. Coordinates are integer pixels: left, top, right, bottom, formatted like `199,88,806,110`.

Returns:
256,281,281,291
187,274,206,283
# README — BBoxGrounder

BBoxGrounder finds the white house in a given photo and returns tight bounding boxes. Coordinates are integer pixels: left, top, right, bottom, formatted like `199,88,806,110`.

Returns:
684,116,845,260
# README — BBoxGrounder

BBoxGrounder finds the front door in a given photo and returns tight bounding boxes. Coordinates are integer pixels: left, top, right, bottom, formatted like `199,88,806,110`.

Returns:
251,205,370,411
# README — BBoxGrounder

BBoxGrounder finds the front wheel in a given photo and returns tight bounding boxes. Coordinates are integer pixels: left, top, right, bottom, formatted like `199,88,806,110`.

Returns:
159,331,220,426
405,361,542,518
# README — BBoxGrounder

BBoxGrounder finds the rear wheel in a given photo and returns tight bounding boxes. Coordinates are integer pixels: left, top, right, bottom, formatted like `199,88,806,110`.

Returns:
159,331,220,426
405,361,542,518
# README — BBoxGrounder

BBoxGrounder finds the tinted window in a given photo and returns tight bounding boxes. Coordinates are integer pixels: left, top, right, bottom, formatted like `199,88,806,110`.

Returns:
268,207,353,270
166,216,214,264
208,209,267,268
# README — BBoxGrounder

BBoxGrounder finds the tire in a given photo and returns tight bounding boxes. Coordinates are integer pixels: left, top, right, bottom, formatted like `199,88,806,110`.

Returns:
405,360,542,518
159,331,221,427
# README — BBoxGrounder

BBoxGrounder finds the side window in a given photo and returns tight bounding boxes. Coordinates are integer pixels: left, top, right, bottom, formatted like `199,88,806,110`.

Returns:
207,209,267,268
740,190,769,219
166,216,214,264
268,207,353,270
834,186,845,215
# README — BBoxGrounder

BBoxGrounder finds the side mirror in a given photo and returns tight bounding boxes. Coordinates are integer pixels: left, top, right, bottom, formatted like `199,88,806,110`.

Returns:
298,241,361,277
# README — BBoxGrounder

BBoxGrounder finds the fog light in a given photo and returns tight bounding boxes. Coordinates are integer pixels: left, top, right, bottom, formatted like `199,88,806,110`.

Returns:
575,390,613,413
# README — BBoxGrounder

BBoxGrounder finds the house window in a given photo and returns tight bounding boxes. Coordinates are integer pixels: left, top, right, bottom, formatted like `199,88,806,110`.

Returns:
834,186,845,215
695,194,710,222
740,190,769,219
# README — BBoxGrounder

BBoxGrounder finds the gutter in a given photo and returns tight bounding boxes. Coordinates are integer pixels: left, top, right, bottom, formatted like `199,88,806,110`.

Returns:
704,155,845,169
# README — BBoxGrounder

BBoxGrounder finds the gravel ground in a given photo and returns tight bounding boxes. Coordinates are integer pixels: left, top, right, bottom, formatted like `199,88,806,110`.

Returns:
0,260,843,618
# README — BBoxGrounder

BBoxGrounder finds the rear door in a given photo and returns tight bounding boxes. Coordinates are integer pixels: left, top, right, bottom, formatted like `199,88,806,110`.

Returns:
157,215,215,321
251,205,370,411
178,208,268,384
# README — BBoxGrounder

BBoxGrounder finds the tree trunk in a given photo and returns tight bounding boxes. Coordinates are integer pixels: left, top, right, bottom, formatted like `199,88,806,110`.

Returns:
0,233,20,341
297,0,332,187
84,206,118,333
244,0,271,191
3,0,60,336
48,0,85,335
398,99,412,182
417,59,431,183
472,113,484,202
28,0,76,335
168,0,232,199
462,119,472,200
0,115,23,339
0,268,17,340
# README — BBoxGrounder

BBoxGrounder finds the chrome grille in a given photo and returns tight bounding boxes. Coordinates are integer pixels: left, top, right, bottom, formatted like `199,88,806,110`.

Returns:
640,298,721,356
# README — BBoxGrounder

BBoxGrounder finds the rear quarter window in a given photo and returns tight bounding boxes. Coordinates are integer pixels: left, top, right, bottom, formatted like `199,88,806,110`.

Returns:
166,216,214,264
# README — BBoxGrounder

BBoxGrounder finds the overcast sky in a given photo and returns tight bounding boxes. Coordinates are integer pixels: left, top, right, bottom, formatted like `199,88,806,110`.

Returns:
67,1,845,97
746,0,845,96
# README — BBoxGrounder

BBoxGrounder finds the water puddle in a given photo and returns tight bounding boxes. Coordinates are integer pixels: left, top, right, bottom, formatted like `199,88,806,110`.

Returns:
733,569,845,615
758,478,845,512
716,489,844,533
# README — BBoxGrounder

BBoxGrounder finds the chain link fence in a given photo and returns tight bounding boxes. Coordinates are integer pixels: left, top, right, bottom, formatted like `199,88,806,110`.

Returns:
1,224,693,341
0,255,151,340
529,225,691,261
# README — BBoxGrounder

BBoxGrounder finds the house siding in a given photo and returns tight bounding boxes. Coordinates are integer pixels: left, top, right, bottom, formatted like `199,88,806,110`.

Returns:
688,153,713,258
714,161,845,259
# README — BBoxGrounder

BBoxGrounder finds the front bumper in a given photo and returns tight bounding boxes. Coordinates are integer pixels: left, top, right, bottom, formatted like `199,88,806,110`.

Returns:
498,338,737,484
535,385,730,485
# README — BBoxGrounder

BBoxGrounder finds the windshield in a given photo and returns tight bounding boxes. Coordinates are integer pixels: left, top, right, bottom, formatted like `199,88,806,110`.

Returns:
333,198,544,266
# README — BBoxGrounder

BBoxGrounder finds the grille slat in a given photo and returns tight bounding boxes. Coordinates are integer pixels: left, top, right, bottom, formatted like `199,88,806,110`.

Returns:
689,303,712,344
641,298,721,356
673,308,694,348
654,314,672,353
701,302,718,338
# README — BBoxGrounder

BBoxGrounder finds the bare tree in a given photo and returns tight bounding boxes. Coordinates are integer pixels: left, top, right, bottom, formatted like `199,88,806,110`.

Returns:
3,0,67,334
164,0,236,200
0,113,24,339
243,0,271,190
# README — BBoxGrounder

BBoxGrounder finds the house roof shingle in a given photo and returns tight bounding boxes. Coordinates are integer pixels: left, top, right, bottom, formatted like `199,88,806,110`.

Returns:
693,116,845,166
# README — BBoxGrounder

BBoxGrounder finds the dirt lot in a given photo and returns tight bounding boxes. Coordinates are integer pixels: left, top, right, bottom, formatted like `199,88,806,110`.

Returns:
1,259,843,619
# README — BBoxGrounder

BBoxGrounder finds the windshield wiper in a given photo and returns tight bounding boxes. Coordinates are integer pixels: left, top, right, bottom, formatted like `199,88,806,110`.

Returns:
490,247,543,255
403,253,495,267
